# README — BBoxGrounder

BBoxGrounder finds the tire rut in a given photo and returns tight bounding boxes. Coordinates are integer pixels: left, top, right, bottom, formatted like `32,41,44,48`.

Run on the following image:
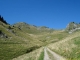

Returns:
44,47,51,60
47,48,66,60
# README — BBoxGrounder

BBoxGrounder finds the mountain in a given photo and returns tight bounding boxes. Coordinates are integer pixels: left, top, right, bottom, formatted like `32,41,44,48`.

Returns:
13,22,54,34
0,16,55,60
0,16,80,60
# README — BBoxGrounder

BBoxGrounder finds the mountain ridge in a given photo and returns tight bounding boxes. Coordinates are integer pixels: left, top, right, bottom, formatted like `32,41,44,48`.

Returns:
0,16,80,60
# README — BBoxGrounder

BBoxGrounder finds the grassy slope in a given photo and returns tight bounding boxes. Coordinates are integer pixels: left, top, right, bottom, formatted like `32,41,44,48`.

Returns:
48,31,80,60
0,21,55,60
38,30,68,45
0,22,44,60
12,47,43,60
0,24,67,60
1,21,80,60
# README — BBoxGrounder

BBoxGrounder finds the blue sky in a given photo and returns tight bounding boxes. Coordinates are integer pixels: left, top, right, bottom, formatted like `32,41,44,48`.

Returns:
0,0,80,29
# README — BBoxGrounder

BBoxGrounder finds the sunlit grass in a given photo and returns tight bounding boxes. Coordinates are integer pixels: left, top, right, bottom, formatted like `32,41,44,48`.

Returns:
48,31,80,60
38,50,44,60
12,47,43,60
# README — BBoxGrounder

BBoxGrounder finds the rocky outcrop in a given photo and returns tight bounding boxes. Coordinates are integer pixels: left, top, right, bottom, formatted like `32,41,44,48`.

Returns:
66,22,80,33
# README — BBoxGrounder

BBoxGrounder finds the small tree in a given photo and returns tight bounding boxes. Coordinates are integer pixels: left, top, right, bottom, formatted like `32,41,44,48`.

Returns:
0,15,8,24
0,15,1,18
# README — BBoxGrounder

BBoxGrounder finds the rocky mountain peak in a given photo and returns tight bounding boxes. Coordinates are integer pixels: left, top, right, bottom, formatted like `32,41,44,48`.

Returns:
66,22,80,33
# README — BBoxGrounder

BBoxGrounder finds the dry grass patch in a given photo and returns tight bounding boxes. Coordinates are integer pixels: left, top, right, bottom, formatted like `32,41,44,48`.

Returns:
48,31,80,60
12,47,43,60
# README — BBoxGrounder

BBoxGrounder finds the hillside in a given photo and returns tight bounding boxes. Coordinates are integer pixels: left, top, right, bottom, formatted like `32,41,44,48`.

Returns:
48,30,80,60
0,16,55,60
0,16,80,60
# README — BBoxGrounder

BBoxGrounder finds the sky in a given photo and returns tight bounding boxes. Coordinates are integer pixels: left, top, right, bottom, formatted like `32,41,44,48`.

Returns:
0,0,80,29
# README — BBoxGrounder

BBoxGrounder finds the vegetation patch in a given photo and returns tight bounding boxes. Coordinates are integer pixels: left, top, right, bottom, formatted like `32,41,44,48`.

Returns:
26,46,41,53
48,34,80,60
38,50,44,60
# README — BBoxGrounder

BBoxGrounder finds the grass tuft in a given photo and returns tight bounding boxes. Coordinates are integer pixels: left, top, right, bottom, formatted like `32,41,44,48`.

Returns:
38,50,44,60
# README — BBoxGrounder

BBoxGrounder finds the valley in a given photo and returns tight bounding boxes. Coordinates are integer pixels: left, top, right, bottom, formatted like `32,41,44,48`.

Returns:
0,17,80,60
